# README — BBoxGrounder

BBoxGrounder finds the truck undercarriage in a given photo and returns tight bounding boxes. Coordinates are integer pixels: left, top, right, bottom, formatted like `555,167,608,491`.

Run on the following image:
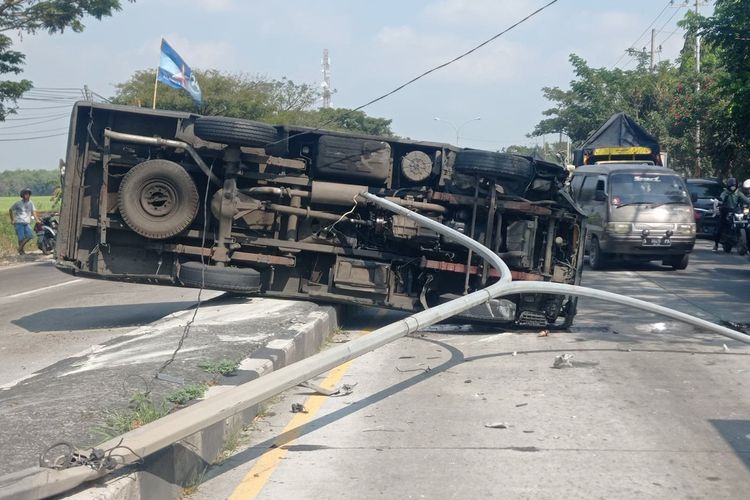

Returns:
56,103,586,328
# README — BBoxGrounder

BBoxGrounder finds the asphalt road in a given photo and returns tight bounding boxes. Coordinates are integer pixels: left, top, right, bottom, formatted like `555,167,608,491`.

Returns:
0,258,220,387
191,240,750,499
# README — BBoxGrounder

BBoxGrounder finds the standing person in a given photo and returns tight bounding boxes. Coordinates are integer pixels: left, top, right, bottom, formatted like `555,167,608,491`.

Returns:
713,178,750,252
8,188,39,255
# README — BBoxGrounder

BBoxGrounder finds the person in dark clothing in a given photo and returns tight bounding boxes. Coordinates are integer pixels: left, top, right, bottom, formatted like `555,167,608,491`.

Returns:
713,177,750,251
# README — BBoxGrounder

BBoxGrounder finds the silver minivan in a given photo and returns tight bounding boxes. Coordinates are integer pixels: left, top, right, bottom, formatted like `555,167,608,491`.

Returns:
570,164,696,270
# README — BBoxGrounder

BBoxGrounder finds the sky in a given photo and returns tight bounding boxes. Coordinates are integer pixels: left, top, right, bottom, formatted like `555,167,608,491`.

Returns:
0,0,712,171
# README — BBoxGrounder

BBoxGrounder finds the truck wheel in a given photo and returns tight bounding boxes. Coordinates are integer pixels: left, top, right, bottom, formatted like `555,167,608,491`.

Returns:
665,253,689,270
178,261,262,292
194,116,278,147
118,159,199,239
453,150,533,183
588,237,607,270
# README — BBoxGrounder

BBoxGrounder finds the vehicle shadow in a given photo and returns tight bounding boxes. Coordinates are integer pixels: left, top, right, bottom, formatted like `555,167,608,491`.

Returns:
11,302,197,332
709,420,750,472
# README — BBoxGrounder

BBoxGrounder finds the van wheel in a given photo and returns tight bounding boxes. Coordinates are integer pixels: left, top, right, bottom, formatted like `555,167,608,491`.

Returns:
118,160,199,239
178,261,262,292
665,253,689,270
588,237,607,270
194,116,278,147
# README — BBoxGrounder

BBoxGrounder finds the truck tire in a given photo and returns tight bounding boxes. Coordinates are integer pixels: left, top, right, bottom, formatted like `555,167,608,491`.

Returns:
454,150,533,182
118,160,199,239
178,261,262,292
194,116,278,147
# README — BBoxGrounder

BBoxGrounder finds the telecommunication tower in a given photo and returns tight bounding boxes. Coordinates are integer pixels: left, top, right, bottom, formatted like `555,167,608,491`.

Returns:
321,49,332,108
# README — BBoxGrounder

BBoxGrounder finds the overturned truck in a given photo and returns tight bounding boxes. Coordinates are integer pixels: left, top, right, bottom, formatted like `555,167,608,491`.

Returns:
56,103,586,328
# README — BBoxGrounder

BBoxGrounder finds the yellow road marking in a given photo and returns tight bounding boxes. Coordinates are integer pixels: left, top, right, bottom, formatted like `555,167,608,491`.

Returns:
230,317,387,499
229,359,355,499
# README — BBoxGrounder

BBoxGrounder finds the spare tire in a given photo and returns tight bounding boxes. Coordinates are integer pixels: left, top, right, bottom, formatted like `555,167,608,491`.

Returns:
454,150,533,182
179,261,262,292
194,116,279,147
118,159,199,239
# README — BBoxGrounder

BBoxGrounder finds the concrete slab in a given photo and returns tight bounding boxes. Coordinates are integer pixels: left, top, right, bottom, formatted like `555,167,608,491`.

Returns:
0,294,339,489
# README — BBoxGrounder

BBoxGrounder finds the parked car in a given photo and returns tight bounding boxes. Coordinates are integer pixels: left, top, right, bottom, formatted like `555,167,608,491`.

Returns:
685,178,722,238
570,164,696,270
55,103,587,328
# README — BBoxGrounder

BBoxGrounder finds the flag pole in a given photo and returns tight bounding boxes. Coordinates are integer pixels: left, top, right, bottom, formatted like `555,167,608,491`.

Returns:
152,37,162,109
152,70,159,109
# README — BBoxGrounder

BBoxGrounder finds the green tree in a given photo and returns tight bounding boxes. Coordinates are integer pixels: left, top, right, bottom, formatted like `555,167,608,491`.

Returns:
699,0,750,178
0,168,60,196
112,68,394,136
0,1,133,120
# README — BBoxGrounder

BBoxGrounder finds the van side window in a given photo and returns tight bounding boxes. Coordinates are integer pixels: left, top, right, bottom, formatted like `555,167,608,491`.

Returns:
570,175,584,199
578,176,596,202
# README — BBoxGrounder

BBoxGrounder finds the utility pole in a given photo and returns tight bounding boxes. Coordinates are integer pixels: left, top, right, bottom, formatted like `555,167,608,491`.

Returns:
321,49,332,109
694,0,702,177
650,28,656,70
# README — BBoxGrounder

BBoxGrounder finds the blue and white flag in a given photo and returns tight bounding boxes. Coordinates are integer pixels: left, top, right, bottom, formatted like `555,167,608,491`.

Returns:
158,38,202,104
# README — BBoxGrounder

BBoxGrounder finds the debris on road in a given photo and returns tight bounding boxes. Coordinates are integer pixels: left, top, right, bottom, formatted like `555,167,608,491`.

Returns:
298,381,357,397
552,353,574,369
538,330,550,337
291,403,308,414
484,422,508,429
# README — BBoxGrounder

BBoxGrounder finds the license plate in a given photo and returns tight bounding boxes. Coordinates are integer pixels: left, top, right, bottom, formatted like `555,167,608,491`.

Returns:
642,238,671,247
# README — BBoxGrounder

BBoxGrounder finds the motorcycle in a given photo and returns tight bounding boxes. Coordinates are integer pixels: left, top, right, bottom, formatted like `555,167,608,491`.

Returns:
35,214,58,255
719,206,749,255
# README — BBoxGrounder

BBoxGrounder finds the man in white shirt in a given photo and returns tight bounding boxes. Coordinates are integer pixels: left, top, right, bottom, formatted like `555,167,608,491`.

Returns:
8,188,39,255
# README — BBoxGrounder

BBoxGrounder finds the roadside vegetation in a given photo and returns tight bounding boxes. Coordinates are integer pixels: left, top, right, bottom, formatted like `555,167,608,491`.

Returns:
198,358,241,377
527,2,750,180
111,70,394,137
97,382,209,438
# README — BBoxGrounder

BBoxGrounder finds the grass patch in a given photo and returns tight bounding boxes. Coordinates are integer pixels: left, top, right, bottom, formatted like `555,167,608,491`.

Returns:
181,466,208,497
213,427,244,466
198,358,241,376
97,392,169,438
167,383,208,406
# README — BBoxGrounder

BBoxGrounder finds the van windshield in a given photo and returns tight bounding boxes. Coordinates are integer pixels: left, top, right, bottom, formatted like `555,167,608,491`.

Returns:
610,173,690,206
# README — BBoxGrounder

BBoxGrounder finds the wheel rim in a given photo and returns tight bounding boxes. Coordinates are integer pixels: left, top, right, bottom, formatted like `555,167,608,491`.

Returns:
139,180,177,217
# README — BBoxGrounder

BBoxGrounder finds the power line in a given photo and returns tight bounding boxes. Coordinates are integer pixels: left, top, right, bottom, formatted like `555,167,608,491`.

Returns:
350,0,559,113
659,25,683,47
272,0,559,145
2,112,69,121
0,115,67,129
611,0,672,69
621,3,686,69
0,126,68,136
15,104,73,110
0,132,67,142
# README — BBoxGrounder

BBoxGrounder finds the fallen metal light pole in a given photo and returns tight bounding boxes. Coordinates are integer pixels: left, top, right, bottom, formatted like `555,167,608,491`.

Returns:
0,194,514,500
496,281,750,345
3,194,749,499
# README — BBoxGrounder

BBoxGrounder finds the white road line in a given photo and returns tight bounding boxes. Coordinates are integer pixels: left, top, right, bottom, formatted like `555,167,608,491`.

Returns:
5,278,84,298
